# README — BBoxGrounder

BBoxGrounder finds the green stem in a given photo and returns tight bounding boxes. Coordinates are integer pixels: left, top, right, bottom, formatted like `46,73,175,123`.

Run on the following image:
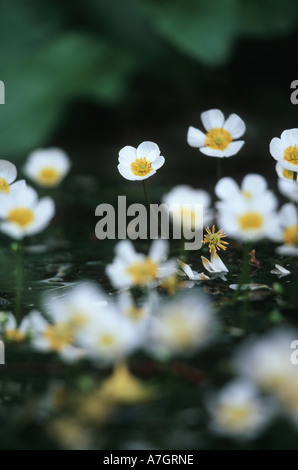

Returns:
217,158,222,182
142,180,151,209
15,240,24,323
231,242,251,306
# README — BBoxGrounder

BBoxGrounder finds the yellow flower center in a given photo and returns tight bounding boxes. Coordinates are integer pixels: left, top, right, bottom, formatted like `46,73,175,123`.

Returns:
8,207,35,227
6,329,25,342
37,166,62,186
99,334,115,347
217,404,253,431
126,258,158,286
44,323,74,351
283,225,298,245
166,314,194,349
238,212,264,230
205,128,233,151
130,158,153,177
242,190,253,199
69,311,88,328
125,306,145,321
282,168,295,180
0,177,10,194
284,145,298,165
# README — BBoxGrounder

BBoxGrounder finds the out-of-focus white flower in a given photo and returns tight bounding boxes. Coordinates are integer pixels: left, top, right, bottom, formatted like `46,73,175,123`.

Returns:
23,148,71,187
276,203,298,256
1,313,33,342
187,109,245,158
148,291,215,357
201,250,229,280
0,160,26,197
177,259,210,281
116,291,152,329
29,310,85,362
162,185,213,231
233,328,298,425
215,174,276,209
216,184,279,243
43,282,108,336
117,141,165,181
278,178,298,203
270,264,291,278
0,184,55,239
76,305,140,364
206,379,274,440
106,239,176,289
270,129,298,173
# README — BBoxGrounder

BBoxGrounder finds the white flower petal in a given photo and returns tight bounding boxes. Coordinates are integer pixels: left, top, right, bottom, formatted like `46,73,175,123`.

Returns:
269,137,284,161
187,126,206,148
201,109,225,131
242,174,267,196
215,177,240,201
149,239,169,262
223,113,246,139
0,160,17,184
137,141,160,161
199,146,225,158
222,140,245,157
118,146,137,164
151,155,165,170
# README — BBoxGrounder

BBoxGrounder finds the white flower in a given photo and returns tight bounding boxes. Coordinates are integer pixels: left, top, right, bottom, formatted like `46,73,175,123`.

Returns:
177,259,210,281
206,379,274,440
1,313,33,342
106,239,176,289
233,328,298,425
116,291,152,329
270,129,298,173
0,160,25,196
187,109,245,158
270,264,291,278
28,310,85,363
216,185,280,243
215,173,277,208
148,291,215,357
276,203,298,256
76,305,140,364
201,250,229,280
162,184,213,231
277,178,298,204
23,148,71,187
117,141,165,181
43,282,108,336
0,183,55,239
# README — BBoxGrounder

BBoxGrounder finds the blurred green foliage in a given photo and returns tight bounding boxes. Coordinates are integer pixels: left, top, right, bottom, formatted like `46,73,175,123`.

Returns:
0,0,298,156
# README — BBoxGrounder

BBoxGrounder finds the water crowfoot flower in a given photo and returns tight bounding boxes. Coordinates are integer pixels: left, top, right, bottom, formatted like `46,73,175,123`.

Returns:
106,239,176,289
23,148,71,187
187,109,245,158
0,184,55,239
0,160,25,195
270,264,291,278
206,379,275,440
201,250,229,280
117,141,165,181
270,129,298,174
275,203,298,256
177,259,210,282
1,312,33,342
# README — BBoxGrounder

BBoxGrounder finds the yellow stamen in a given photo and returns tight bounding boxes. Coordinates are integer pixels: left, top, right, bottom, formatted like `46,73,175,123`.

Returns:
126,258,158,286
238,212,264,230
130,157,153,177
205,128,233,151
99,334,115,347
217,404,253,430
6,329,25,342
202,225,229,253
8,207,34,227
37,167,62,186
242,190,253,199
284,145,298,166
283,225,298,245
44,323,74,351
0,177,10,194
282,168,295,180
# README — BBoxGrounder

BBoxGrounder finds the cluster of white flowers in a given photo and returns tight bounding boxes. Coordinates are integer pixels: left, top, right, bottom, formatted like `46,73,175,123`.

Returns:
0,149,70,240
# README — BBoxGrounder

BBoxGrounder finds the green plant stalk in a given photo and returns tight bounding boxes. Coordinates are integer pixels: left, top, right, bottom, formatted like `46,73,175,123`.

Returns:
142,180,152,209
231,242,251,308
15,240,24,323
